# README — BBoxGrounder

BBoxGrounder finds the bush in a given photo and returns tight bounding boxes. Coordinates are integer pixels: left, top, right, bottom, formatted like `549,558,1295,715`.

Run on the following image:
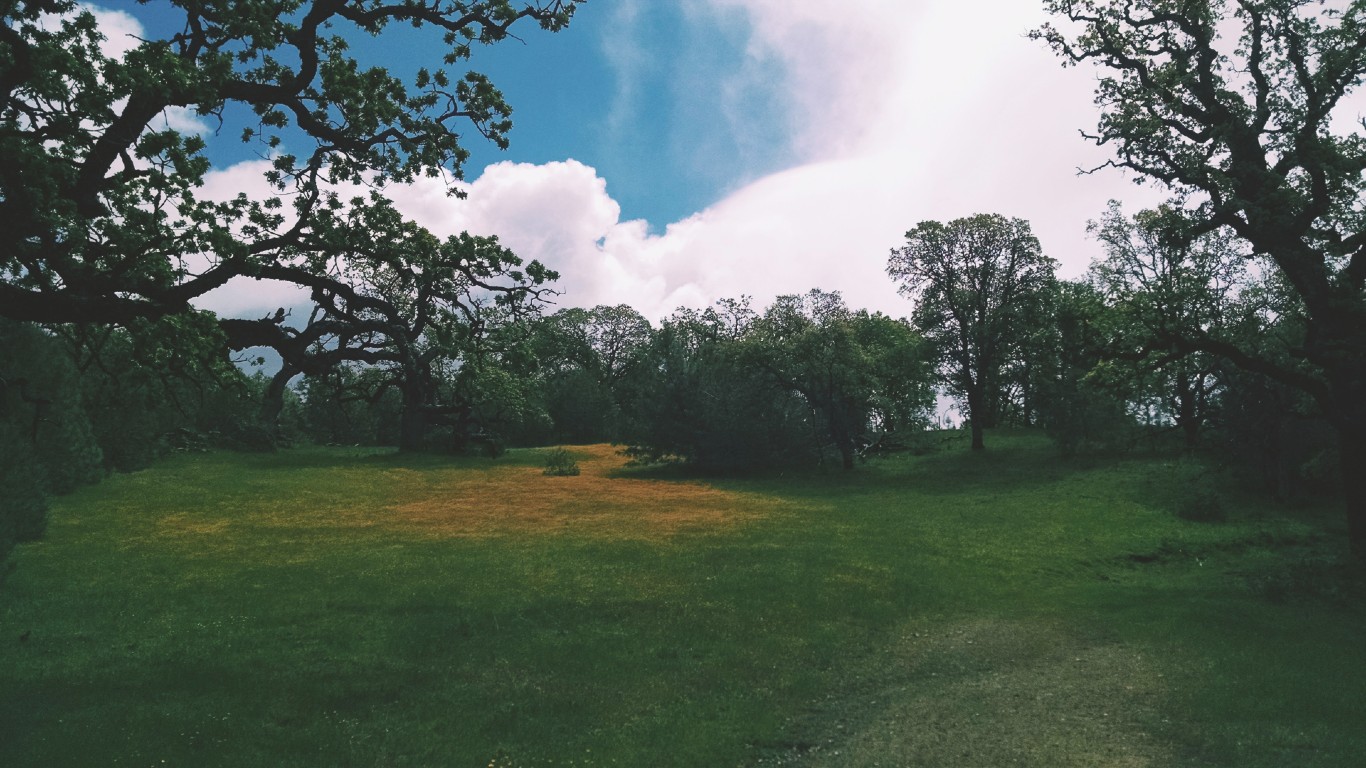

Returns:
542,447,581,476
1,320,104,493
1175,487,1227,523
0,422,48,546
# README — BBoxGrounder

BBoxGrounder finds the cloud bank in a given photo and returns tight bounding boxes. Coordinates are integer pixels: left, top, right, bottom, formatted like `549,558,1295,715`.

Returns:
194,0,1167,322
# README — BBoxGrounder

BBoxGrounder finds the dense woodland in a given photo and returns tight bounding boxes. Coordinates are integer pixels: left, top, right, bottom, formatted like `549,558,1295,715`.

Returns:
2,0,1365,568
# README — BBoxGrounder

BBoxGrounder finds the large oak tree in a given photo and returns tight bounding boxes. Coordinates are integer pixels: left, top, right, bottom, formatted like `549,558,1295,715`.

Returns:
1,0,579,349
888,214,1057,451
1035,0,1366,554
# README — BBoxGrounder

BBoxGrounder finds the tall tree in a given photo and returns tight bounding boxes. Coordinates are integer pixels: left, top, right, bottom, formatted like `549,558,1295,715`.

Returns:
0,0,580,346
888,214,1057,450
530,305,653,443
265,195,555,452
746,290,933,469
1088,202,1248,448
1032,280,1139,455
621,299,815,470
1035,0,1366,554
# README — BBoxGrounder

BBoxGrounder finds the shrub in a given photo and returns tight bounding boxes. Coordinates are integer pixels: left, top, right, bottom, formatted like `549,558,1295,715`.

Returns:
0,422,48,545
542,447,580,476
1176,487,1227,523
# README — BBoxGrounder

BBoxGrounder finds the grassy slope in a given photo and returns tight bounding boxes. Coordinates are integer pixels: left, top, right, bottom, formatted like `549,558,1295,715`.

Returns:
0,434,1362,767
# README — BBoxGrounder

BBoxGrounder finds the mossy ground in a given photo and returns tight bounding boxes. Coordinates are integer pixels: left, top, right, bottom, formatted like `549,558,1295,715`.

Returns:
1,434,1362,766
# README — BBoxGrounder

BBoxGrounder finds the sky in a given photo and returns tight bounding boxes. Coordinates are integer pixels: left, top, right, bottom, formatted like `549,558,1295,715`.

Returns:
105,0,1172,323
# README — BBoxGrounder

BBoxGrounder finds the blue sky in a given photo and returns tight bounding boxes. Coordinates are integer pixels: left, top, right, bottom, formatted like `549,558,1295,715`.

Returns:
104,1,1176,321
122,0,792,232
337,0,793,229
463,2,796,229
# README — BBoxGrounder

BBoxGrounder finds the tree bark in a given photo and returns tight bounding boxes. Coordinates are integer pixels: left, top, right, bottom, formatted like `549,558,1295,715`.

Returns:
398,376,429,452
966,386,986,451
258,364,299,445
1336,411,1366,559
1178,382,1200,451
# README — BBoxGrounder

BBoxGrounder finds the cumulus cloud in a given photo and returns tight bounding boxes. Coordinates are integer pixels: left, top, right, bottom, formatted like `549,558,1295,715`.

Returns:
425,0,1167,320
82,3,142,58
195,1,1171,323
461,0,1168,320
394,161,704,320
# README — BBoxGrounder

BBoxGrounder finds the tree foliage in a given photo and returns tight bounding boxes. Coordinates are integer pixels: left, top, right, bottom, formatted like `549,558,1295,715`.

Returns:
621,294,934,471
1036,0,1366,553
745,290,933,469
0,320,95,565
888,214,1057,450
0,0,579,328
530,305,654,444
1087,201,1248,447
1032,280,1139,455
620,299,808,471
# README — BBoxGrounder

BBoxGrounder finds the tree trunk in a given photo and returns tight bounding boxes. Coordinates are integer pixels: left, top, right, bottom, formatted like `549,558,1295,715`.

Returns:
398,407,426,452
258,364,298,445
1338,419,1366,559
966,386,986,451
398,378,428,452
1178,382,1200,451
827,404,856,470
1327,344,1366,558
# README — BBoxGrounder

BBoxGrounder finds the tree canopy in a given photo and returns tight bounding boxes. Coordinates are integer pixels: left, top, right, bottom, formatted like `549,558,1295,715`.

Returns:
1036,0,1366,554
0,0,578,330
888,214,1057,451
1087,202,1248,447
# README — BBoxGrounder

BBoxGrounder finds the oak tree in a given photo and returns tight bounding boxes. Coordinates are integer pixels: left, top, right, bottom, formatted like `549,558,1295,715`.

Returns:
1,0,579,345
746,290,933,469
1036,0,1366,553
888,214,1057,451
1088,202,1248,448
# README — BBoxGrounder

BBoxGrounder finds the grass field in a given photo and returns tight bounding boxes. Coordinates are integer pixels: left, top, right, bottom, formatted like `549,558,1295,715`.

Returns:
1,433,1363,766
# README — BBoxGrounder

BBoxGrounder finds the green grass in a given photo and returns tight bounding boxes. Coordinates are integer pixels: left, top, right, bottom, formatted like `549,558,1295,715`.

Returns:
1,434,1363,766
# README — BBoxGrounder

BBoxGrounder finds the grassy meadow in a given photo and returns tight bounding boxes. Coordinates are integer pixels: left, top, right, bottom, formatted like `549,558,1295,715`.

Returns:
1,433,1363,766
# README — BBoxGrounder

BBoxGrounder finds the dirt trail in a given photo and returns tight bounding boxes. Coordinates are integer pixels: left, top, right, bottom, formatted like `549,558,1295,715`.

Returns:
759,619,1179,767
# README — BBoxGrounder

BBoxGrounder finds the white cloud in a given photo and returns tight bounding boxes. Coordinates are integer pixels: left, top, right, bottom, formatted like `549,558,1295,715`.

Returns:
393,161,702,320
453,0,1168,321
83,3,143,59
195,1,1174,324
416,0,1167,320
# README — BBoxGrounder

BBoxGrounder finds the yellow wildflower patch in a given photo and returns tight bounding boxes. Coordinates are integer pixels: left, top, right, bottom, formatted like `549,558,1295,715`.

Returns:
386,445,779,540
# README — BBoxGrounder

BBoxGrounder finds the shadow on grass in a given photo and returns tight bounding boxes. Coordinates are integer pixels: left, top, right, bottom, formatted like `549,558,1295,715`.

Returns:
613,429,1128,483
742,434,1118,502
216,445,544,474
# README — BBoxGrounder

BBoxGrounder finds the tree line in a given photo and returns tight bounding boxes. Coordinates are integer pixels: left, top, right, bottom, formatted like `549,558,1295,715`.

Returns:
2,0,1364,562
0,206,1339,563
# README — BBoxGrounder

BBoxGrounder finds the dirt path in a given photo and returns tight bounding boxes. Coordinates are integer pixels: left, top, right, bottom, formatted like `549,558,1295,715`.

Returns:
757,618,1181,767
